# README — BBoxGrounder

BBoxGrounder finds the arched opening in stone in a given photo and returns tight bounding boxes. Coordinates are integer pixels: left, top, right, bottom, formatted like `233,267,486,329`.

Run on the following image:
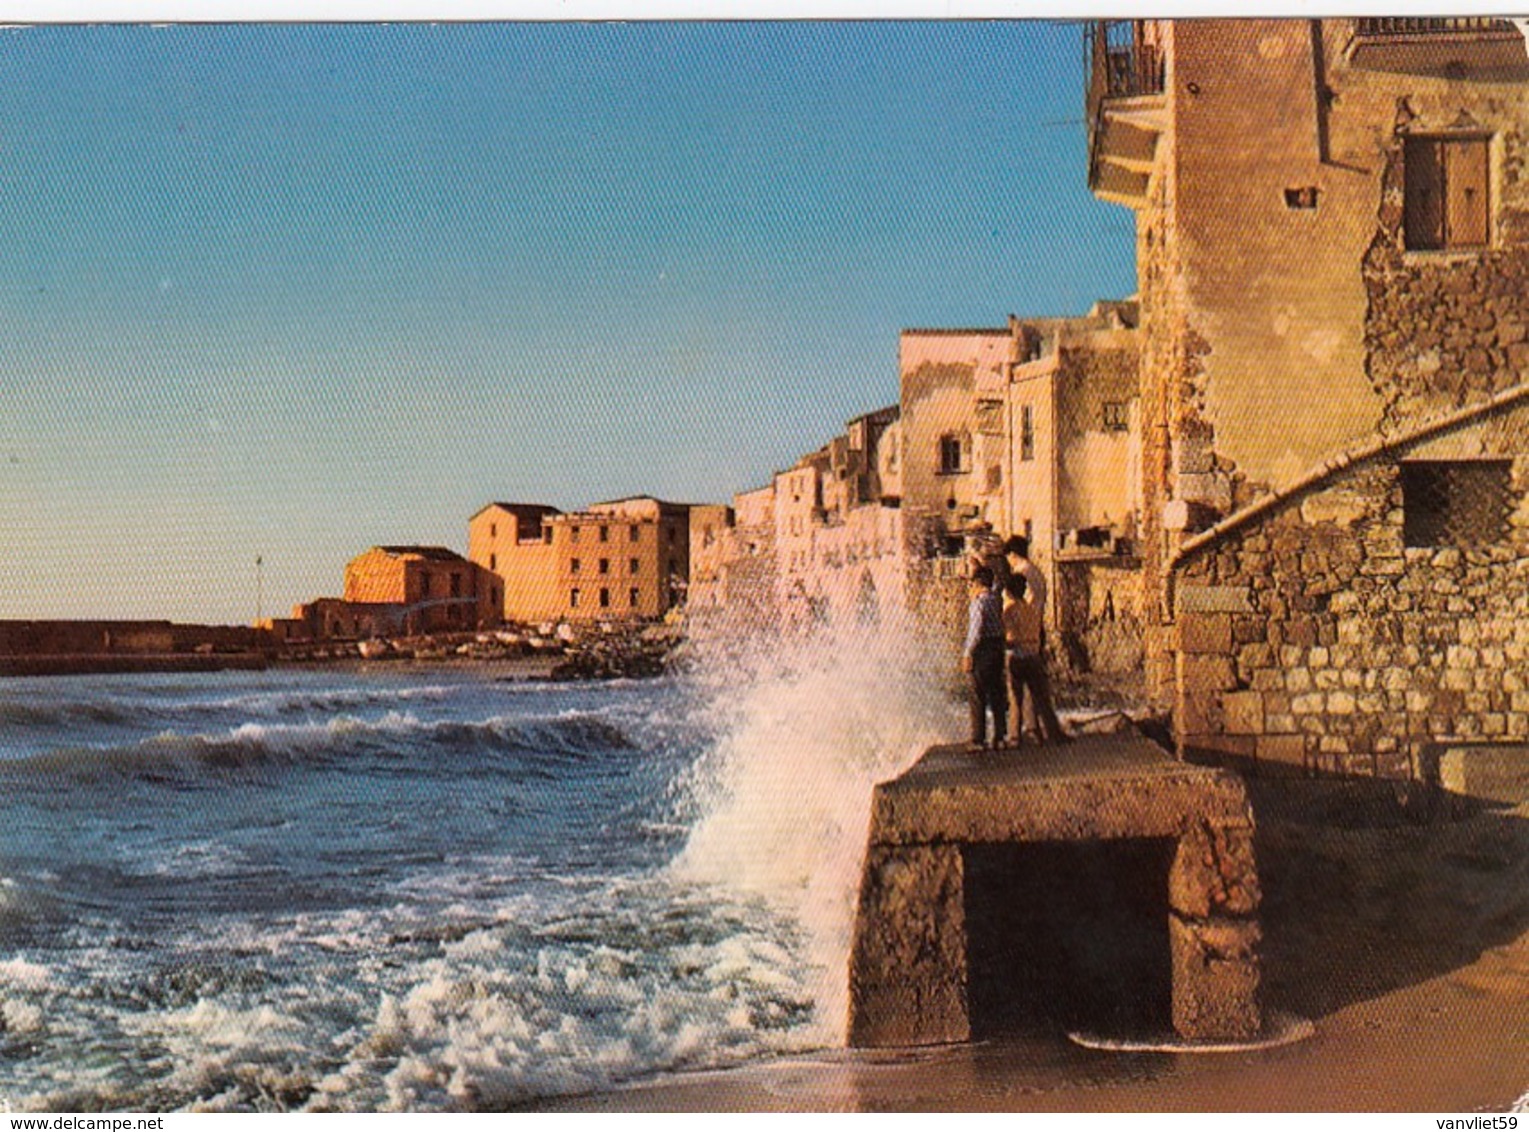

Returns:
963,837,1177,1038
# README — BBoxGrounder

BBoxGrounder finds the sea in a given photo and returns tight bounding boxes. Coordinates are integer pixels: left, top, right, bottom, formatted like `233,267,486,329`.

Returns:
0,625,959,1111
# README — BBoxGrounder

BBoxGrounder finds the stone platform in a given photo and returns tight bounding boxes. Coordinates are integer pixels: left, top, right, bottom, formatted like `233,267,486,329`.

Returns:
847,733,1263,1047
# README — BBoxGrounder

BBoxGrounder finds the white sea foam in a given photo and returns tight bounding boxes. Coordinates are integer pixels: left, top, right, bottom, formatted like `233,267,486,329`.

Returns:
669,610,960,1043
0,956,53,991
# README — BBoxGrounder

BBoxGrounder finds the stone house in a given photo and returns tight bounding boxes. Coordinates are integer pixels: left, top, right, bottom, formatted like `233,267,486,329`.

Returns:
686,503,735,613
467,502,562,623
343,545,498,635
715,483,780,625
473,496,694,623
286,597,407,642
898,312,1145,671
696,408,904,630
774,407,905,626
1087,17,1529,777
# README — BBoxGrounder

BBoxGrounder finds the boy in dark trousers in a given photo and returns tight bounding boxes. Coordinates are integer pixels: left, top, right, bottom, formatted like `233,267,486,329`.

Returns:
961,566,1007,750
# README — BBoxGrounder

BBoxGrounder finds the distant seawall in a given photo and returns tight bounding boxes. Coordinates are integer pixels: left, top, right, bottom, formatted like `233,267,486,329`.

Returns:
0,620,271,676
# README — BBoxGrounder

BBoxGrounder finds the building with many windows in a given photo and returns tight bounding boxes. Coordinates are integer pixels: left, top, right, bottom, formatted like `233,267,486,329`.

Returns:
470,496,694,623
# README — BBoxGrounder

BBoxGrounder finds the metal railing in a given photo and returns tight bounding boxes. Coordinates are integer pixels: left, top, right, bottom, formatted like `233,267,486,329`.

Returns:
1353,17,1519,38
1085,21,1165,188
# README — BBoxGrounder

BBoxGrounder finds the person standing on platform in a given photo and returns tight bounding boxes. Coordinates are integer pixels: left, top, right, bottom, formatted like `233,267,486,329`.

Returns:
961,566,1008,750
1002,573,1068,745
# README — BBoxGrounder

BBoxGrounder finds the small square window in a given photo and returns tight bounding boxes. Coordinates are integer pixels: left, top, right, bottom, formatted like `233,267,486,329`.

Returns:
1402,460,1512,547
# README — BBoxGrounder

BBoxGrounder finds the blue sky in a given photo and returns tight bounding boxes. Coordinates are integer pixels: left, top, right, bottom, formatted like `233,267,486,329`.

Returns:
0,22,1134,623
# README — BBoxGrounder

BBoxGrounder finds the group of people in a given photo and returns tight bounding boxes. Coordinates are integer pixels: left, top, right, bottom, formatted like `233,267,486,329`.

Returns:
961,535,1068,751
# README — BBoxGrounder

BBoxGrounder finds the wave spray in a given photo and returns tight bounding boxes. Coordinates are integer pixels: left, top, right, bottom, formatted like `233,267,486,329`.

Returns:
670,607,961,1044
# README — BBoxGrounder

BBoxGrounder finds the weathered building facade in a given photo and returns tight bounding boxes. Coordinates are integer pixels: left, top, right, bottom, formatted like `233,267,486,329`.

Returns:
468,503,562,622
471,496,694,623
343,545,498,634
897,311,1145,670
1088,18,1529,777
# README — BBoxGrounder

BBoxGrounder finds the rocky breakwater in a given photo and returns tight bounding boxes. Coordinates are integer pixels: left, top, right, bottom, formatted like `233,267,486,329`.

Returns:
276,618,686,681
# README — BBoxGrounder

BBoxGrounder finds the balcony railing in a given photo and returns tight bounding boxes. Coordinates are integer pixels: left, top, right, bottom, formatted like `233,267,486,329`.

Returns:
1085,20,1166,200
1353,17,1519,38
1086,20,1164,116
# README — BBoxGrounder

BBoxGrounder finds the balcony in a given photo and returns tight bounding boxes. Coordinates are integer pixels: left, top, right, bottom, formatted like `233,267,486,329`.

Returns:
1085,21,1168,210
1347,16,1527,76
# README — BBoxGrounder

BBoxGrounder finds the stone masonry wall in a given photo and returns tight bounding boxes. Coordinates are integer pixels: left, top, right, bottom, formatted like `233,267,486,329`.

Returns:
1176,411,1529,780
1363,102,1529,429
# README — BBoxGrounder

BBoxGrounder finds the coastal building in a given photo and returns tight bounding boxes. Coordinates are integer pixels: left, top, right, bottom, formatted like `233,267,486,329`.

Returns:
343,545,498,634
774,406,905,626
686,503,734,613
897,310,1145,672
715,483,780,625
471,496,695,623
468,503,563,623
1087,18,1529,778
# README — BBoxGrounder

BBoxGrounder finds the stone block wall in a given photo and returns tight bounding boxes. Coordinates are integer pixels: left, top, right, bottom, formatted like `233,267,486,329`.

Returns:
1363,105,1529,429
1175,424,1529,780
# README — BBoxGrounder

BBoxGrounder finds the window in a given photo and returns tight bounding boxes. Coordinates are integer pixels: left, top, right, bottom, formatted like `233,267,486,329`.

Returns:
543,527,553,545
450,573,461,597
1284,186,1319,210
420,573,431,597
630,557,640,575
1402,460,1512,547
598,558,610,575
975,398,1004,436
630,587,640,607
599,587,611,608
570,558,581,574
1406,136,1490,250
1102,401,1129,432
489,553,497,571
490,523,497,539
629,524,640,542
1020,405,1036,461
938,434,966,475
570,588,580,608
599,525,609,542
570,526,580,542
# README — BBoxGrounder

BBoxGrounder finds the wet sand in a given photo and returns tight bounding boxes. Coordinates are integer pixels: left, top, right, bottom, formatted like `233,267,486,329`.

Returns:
546,782,1529,1112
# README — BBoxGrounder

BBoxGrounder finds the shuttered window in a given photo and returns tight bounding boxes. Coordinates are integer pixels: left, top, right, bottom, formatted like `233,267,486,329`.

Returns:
1405,136,1490,250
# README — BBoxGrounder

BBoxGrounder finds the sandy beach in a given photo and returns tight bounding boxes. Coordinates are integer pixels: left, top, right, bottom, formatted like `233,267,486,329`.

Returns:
547,781,1529,1112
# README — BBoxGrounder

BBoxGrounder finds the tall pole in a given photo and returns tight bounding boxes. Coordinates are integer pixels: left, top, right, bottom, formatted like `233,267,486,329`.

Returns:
256,555,263,626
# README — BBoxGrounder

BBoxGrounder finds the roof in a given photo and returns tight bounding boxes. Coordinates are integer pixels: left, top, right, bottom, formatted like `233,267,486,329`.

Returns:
847,405,900,426
900,327,1011,337
470,501,562,521
372,545,468,563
